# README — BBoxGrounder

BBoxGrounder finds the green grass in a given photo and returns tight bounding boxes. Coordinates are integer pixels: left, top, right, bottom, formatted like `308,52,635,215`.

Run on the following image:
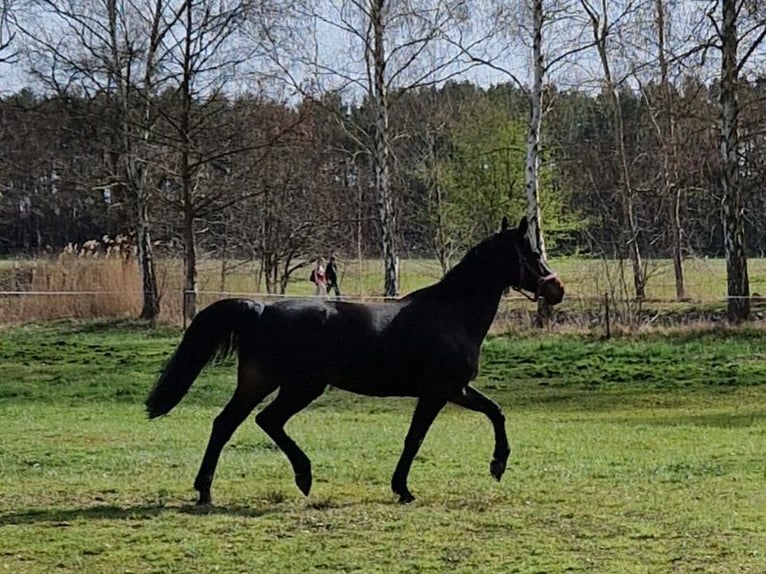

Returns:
1,322,765,573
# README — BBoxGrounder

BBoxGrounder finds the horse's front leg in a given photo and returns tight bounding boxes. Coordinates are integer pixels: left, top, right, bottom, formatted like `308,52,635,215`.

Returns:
391,397,447,504
449,385,510,481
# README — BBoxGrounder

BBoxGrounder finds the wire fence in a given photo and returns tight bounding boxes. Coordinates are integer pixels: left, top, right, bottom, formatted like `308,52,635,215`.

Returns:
1,287,764,333
1,254,765,329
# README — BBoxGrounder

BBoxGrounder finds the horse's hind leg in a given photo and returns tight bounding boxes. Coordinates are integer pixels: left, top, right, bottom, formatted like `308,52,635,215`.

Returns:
193,360,276,505
449,385,510,482
255,384,325,497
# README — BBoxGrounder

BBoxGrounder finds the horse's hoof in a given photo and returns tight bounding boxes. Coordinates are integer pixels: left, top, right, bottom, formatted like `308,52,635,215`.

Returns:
398,493,415,504
490,458,506,481
394,488,415,504
196,492,212,506
295,472,312,496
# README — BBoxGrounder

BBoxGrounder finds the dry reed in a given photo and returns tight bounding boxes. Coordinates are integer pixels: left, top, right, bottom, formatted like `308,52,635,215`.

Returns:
0,246,142,324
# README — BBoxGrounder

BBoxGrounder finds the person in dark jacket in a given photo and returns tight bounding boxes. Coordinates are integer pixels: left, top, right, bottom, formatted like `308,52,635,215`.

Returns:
326,255,341,298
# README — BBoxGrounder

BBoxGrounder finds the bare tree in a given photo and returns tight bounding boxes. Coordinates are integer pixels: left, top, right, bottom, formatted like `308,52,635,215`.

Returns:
157,0,262,320
473,0,591,322
0,0,17,66
525,0,546,257
275,0,489,296
16,0,183,319
630,0,687,300
579,0,647,300
119,0,171,320
712,0,766,321
368,0,397,296
653,0,685,301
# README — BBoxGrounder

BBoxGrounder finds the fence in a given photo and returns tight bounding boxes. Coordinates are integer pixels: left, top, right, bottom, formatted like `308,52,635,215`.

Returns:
1,254,765,330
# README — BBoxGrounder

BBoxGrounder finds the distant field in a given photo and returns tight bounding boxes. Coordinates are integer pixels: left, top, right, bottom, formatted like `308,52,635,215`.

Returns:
1,254,766,325
4,254,766,299
1,322,765,573
188,256,766,301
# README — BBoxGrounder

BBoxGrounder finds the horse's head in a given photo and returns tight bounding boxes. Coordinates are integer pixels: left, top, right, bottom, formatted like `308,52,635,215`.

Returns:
499,216,565,305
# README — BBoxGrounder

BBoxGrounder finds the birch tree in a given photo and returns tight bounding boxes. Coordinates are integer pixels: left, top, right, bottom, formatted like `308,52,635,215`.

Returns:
476,0,589,322
579,0,647,300
277,0,489,296
712,0,766,321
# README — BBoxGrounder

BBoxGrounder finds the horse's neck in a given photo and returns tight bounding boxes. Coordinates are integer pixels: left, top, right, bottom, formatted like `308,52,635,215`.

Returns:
435,265,506,343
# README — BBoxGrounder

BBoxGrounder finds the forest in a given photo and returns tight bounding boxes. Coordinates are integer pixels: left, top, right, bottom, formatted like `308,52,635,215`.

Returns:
0,1,764,321
3,80,766,258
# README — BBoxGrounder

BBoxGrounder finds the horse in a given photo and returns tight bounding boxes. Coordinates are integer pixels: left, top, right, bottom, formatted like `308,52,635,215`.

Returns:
145,216,565,505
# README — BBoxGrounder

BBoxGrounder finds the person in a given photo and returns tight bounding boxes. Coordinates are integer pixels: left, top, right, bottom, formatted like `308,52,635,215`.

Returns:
326,255,341,298
310,256,327,297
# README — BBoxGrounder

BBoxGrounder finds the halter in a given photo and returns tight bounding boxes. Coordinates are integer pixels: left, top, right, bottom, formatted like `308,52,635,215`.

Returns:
511,244,559,302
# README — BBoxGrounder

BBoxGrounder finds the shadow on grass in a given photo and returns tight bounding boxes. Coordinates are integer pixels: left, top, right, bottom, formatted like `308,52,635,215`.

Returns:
0,502,281,526
60,319,179,337
500,383,766,412
599,411,766,429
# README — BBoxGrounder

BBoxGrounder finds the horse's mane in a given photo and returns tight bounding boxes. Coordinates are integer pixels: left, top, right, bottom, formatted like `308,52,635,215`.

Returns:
439,232,502,286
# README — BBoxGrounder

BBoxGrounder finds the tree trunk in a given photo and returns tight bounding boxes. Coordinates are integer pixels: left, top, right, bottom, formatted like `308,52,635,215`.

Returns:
583,0,645,300
219,221,228,293
719,0,750,322
610,89,644,301
434,179,450,275
372,0,398,297
526,0,551,326
136,200,160,320
655,0,685,300
181,0,197,322
127,108,161,321
425,131,451,275
112,0,162,321
182,189,196,321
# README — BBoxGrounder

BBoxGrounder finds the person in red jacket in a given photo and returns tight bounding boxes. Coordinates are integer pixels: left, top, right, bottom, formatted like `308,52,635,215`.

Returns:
310,256,327,297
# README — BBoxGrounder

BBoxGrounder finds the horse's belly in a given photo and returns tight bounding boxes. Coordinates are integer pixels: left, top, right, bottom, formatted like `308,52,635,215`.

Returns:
328,372,419,397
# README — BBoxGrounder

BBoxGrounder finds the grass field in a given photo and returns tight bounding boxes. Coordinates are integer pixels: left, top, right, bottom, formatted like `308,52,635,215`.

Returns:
1,322,765,573
171,255,766,302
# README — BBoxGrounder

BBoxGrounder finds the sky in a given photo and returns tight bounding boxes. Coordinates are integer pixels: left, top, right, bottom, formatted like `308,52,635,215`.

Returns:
1,1,763,100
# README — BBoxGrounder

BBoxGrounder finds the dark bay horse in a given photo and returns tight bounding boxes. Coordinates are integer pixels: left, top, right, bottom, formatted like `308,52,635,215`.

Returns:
146,216,564,505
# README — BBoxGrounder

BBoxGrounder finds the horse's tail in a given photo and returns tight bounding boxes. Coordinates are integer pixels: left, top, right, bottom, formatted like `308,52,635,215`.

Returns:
145,298,263,419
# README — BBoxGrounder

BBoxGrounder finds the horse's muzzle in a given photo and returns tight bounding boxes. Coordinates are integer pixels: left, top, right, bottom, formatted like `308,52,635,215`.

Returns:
539,274,565,305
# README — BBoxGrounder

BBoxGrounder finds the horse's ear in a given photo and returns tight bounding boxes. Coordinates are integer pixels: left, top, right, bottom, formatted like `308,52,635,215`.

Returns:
518,216,528,236
501,216,509,231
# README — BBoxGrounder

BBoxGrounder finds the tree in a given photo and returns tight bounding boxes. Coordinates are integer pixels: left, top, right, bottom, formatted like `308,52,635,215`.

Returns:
155,0,261,320
579,0,647,300
652,0,685,300
16,0,180,319
438,93,527,243
474,0,590,321
624,0,687,300
282,0,490,296
0,0,16,67
713,0,766,321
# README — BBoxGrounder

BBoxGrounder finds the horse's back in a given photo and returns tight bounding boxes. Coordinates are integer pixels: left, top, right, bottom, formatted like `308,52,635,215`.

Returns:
240,296,476,397
244,298,396,387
